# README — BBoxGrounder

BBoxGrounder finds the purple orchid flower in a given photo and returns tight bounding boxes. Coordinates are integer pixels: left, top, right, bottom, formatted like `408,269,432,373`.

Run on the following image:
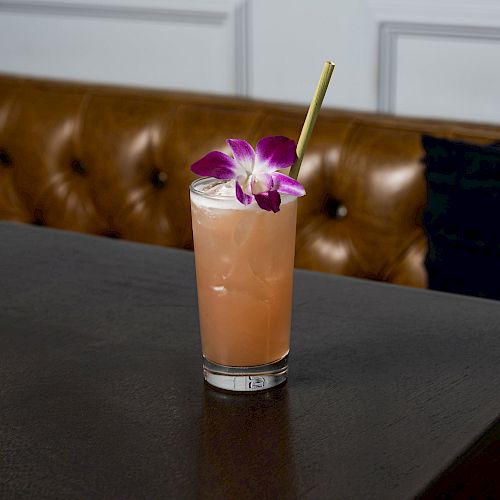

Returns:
190,136,305,212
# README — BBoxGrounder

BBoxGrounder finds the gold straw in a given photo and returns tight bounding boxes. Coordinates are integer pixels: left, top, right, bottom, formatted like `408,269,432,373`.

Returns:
289,61,335,180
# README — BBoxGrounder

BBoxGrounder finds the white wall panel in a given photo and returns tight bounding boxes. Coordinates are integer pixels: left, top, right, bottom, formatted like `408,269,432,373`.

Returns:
373,0,500,123
1,0,500,124
395,34,500,123
250,0,377,111
0,0,249,94
251,0,500,123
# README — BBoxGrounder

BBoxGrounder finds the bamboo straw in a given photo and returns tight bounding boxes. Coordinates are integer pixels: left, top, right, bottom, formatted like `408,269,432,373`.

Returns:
289,61,335,180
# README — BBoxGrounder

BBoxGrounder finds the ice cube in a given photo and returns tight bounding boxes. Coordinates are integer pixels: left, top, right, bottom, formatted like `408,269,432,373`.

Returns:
220,253,238,281
233,220,251,246
201,179,236,197
248,251,283,284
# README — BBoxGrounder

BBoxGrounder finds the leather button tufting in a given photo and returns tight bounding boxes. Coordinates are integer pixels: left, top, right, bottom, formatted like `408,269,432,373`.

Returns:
71,159,87,175
0,148,12,167
337,205,348,218
151,169,168,189
324,197,348,219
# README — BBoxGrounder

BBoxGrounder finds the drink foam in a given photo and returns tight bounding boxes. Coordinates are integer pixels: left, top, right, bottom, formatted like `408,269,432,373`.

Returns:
190,178,294,210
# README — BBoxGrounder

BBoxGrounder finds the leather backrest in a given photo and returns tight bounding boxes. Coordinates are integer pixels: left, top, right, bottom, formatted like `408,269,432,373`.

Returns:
2,75,500,287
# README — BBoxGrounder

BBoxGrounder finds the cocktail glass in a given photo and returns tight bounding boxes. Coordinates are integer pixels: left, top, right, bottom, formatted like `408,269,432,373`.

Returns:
190,177,297,392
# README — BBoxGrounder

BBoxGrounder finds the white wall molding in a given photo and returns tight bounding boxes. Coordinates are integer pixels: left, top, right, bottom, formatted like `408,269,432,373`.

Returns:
370,0,500,28
0,1,227,24
0,0,250,95
233,0,251,96
378,22,500,113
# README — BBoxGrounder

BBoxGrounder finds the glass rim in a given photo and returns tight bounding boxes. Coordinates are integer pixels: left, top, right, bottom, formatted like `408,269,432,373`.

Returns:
189,177,297,206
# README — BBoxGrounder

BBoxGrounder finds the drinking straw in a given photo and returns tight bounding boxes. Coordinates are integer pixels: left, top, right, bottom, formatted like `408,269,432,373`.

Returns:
289,61,335,180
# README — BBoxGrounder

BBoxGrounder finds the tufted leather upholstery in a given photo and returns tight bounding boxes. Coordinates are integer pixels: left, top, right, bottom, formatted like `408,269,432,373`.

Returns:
2,74,500,287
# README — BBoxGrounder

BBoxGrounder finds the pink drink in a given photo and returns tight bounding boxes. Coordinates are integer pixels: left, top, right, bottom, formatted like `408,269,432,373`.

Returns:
190,178,297,388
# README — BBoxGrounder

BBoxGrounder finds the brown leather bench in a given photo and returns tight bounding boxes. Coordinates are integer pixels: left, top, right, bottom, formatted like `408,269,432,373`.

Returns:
1,74,499,287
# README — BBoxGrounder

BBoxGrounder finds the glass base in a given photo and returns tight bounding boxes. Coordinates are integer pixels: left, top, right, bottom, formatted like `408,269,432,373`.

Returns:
203,354,288,392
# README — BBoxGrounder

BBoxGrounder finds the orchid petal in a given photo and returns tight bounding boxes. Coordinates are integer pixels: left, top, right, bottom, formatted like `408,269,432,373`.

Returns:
251,173,273,195
190,151,237,179
227,139,255,173
236,180,253,205
271,172,306,197
254,190,281,213
255,136,296,172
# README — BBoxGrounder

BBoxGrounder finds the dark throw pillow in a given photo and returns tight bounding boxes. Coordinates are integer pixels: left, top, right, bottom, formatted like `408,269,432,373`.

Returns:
421,135,500,301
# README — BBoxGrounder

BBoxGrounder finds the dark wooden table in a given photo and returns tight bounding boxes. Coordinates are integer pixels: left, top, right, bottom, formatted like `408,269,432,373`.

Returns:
1,221,499,499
